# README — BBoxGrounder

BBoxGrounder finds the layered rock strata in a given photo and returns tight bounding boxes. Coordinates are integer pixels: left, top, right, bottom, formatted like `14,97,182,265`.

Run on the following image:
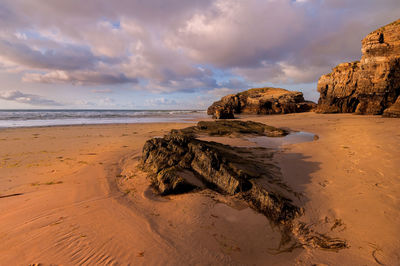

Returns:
383,96,400,117
140,121,348,250
179,120,289,137
317,19,400,115
207,87,316,119
141,121,289,198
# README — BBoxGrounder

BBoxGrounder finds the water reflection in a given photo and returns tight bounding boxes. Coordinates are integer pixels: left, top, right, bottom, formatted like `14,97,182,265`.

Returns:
247,131,317,148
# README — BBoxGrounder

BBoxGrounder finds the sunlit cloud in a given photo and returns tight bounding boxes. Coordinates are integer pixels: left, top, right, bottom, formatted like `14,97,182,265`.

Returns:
0,90,63,106
22,71,137,85
0,0,399,108
91,88,113,93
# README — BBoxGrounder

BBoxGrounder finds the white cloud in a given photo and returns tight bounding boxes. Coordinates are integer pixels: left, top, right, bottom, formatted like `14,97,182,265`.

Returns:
207,88,237,98
22,71,137,85
0,90,63,106
91,88,112,93
145,98,177,106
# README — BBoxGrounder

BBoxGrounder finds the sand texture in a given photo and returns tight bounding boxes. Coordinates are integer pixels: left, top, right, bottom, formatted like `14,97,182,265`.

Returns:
0,113,399,265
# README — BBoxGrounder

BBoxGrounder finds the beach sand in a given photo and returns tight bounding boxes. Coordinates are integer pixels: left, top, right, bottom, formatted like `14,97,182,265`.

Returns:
0,113,399,265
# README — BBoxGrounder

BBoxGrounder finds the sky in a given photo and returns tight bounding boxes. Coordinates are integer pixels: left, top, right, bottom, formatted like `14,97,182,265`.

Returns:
0,0,399,110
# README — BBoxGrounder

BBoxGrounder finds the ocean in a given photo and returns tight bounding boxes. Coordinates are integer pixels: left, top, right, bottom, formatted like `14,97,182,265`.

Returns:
0,110,207,128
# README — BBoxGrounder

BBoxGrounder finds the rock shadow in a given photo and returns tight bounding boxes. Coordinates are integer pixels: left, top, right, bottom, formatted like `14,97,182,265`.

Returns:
139,121,348,252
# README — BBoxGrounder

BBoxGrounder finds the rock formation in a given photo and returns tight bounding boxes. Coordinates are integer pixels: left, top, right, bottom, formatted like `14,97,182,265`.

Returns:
140,121,348,250
383,97,400,117
179,120,289,137
212,106,234,119
317,19,400,115
141,121,297,222
207,87,316,119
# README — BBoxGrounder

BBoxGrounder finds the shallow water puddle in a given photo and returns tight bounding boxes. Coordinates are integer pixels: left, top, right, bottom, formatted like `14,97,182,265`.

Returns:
247,131,316,148
212,203,270,225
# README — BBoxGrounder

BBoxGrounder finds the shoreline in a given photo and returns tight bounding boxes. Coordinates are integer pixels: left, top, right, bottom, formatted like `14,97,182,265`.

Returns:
0,121,205,130
0,109,208,129
0,113,399,265
0,121,202,131
0,111,388,131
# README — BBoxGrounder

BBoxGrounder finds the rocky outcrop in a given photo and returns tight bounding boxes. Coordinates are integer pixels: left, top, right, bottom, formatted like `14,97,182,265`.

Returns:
141,120,288,196
180,120,288,137
212,106,234,119
207,87,316,119
140,121,348,250
140,121,299,224
317,19,400,115
383,96,400,117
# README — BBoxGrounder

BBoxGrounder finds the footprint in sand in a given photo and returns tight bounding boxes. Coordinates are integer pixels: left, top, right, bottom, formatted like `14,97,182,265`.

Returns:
318,180,330,187
369,243,387,265
136,251,145,257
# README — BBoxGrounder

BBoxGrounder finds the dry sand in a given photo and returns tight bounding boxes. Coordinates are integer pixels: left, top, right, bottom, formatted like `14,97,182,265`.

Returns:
0,113,399,265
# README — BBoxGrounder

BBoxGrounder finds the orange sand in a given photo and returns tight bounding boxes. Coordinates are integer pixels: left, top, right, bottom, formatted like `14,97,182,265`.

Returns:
0,113,399,265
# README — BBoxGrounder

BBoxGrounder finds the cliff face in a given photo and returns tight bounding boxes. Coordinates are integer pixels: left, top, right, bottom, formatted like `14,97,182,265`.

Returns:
207,87,316,119
317,19,400,116
383,97,400,117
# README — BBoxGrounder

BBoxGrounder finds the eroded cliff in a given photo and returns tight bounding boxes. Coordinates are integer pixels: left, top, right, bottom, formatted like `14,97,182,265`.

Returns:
317,19,400,116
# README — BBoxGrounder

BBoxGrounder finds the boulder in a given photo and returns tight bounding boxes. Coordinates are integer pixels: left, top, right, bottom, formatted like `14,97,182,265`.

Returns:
207,87,316,119
317,19,400,115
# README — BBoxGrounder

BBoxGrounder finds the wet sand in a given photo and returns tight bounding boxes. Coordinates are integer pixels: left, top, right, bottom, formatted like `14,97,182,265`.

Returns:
248,113,400,265
0,113,399,265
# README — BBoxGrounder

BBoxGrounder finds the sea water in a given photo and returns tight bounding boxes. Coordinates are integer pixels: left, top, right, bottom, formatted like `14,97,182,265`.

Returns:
0,110,207,128
247,131,317,148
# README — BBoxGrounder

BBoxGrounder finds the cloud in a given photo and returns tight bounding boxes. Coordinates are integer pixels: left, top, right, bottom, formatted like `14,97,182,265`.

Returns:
172,0,307,68
207,87,239,98
172,0,400,84
91,88,112,93
73,96,117,108
22,71,137,85
0,90,63,106
0,0,399,96
0,40,121,71
145,98,177,106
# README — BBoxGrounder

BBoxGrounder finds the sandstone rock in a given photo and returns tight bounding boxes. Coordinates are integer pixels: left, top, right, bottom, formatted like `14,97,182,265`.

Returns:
140,120,348,250
317,19,400,115
207,87,316,119
212,106,234,119
180,120,288,137
153,167,198,195
383,96,400,117
140,121,298,224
